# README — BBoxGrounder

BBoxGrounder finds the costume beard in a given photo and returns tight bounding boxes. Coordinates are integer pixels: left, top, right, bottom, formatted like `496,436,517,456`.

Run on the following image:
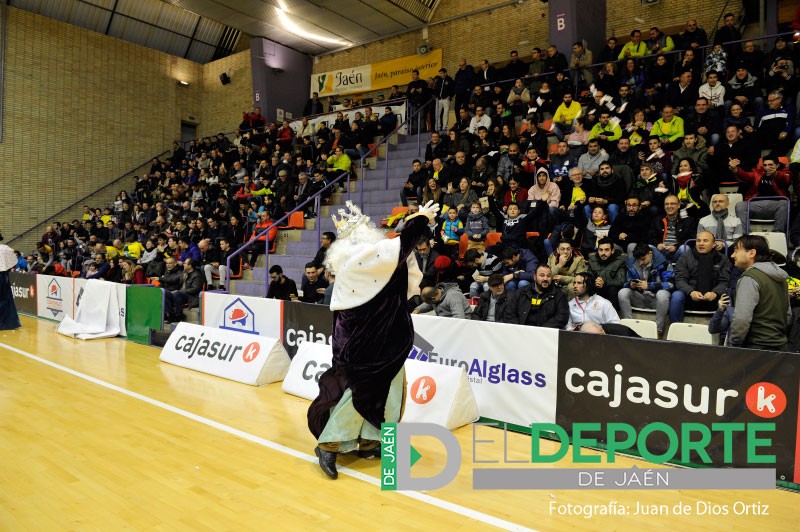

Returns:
324,223,386,275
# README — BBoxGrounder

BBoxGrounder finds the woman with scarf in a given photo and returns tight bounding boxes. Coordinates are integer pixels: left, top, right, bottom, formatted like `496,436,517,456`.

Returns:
665,157,710,219
634,162,668,218
581,206,612,256
506,78,531,117
533,82,556,121
625,109,652,150
502,176,528,212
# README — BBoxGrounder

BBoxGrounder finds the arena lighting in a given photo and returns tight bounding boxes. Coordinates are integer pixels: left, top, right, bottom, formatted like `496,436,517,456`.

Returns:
274,6,349,46
176,80,189,86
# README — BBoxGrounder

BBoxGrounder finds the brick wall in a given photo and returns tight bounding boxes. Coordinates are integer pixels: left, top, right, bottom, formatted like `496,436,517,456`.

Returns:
314,0,550,79
606,0,742,42
0,8,252,253
199,50,253,138
313,0,738,92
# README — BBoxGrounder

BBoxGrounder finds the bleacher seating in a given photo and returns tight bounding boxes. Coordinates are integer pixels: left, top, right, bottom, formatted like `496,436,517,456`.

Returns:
13,18,800,349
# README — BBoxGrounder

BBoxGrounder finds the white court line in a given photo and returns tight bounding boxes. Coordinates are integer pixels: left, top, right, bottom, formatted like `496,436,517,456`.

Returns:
0,340,536,532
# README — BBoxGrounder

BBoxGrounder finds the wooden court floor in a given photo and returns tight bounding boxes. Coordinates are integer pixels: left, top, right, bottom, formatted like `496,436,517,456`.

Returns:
0,315,796,531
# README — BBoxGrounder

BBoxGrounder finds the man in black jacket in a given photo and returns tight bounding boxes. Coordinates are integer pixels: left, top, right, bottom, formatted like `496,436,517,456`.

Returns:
472,274,509,322
300,262,329,304
163,258,203,322
414,237,440,289
453,59,476,114
424,132,449,168
434,68,456,132
543,45,568,81
502,264,569,328
267,265,298,301
407,69,429,132
669,230,730,323
587,237,627,310
609,196,651,254
303,92,324,117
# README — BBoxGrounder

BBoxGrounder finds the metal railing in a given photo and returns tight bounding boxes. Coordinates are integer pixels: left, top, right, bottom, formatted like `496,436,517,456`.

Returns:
472,30,797,98
357,98,435,208
225,97,434,296
181,97,408,151
223,170,350,295
7,149,170,247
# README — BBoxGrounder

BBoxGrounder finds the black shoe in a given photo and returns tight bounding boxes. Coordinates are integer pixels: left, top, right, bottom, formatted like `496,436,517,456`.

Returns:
357,447,380,459
315,446,338,479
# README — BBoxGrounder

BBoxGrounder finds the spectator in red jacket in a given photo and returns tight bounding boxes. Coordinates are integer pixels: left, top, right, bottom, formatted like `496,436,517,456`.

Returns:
247,211,278,267
120,258,147,284
240,107,266,132
730,155,791,238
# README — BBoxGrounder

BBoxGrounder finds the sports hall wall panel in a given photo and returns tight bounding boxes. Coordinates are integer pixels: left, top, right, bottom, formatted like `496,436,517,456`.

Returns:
313,0,742,76
0,8,252,251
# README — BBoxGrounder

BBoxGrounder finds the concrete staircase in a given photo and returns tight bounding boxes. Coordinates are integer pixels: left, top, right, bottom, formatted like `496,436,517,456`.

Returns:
230,133,428,297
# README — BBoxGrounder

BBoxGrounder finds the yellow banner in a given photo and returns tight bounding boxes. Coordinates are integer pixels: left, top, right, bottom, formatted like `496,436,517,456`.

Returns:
311,49,443,97
370,49,443,91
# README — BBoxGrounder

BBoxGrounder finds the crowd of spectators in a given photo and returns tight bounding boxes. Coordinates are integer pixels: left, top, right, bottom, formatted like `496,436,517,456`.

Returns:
9,15,800,344
8,86,402,321
383,16,800,349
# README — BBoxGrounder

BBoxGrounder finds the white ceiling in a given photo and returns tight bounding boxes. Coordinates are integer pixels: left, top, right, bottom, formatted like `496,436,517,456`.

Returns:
166,0,440,55
11,0,441,61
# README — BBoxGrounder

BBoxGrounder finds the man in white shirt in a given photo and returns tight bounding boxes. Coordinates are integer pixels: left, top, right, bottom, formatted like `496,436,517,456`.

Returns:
566,272,620,330
698,71,725,110
468,106,492,135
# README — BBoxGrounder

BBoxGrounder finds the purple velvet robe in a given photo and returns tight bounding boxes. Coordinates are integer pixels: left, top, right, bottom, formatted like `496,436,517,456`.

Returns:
0,271,21,330
307,216,427,437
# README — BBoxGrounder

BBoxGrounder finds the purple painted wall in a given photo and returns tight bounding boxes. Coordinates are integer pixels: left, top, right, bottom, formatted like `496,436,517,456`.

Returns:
250,38,312,123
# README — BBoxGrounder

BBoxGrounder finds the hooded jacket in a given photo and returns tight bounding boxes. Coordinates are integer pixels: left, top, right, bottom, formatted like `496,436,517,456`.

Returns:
415,282,471,318
733,166,791,201
527,167,561,208
465,211,490,241
502,248,539,282
623,247,674,292
648,214,698,248
729,262,790,348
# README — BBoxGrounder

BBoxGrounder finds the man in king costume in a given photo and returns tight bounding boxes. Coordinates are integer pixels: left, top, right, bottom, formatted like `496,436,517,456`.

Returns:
307,200,440,479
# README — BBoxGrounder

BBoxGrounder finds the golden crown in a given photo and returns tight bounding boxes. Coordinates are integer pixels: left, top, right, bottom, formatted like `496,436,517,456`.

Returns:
332,201,372,238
